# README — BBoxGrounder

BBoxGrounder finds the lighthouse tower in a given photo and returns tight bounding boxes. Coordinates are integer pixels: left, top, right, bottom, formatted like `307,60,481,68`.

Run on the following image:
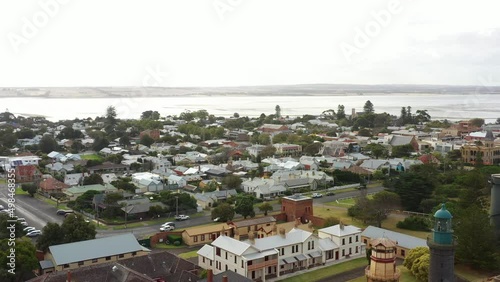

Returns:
427,203,456,282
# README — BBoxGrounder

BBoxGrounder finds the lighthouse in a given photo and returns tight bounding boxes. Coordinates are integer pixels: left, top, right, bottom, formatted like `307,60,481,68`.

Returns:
427,203,455,282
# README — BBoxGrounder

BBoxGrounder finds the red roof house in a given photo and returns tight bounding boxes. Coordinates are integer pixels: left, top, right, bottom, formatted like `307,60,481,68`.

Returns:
39,178,70,193
15,165,42,183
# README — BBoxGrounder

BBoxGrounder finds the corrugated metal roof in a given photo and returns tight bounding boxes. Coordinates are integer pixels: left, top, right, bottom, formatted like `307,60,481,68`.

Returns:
361,226,427,250
49,234,150,266
211,236,251,256
251,228,312,251
197,244,214,259
319,224,361,237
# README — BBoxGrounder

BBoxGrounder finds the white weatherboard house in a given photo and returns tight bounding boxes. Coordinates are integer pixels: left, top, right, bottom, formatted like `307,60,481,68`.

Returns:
198,224,364,281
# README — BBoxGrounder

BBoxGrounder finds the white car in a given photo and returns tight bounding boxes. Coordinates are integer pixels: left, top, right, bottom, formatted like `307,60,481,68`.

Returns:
160,225,175,232
23,227,36,233
162,222,176,227
26,230,42,237
175,215,190,221
311,193,323,198
19,221,29,226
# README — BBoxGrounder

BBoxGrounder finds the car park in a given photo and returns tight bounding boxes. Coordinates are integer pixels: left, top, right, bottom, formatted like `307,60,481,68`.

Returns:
175,215,190,221
26,230,42,237
160,225,174,232
311,193,323,198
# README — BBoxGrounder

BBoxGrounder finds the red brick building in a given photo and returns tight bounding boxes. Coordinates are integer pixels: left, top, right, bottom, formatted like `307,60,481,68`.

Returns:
280,194,313,223
15,165,42,183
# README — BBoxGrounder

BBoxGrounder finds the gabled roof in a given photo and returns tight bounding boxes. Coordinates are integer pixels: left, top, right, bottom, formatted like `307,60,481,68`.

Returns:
49,234,150,266
389,135,415,146
251,228,312,251
197,244,214,259
39,178,69,191
229,216,276,228
318,237,338,251
361,226,427,249
319,224,361,237
212,235,252,256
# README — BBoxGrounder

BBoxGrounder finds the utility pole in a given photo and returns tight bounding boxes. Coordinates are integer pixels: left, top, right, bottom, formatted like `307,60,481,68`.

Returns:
175,196,179,216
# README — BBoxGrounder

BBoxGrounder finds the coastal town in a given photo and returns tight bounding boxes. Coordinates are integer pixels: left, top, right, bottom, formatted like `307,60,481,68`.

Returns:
0,102,499,282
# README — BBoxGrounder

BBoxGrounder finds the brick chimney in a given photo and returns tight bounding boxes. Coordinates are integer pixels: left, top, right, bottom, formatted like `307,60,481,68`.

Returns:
279,228,286,238
207,269,213,282
222,275,228,282
248,231,255,244
67,271,71,282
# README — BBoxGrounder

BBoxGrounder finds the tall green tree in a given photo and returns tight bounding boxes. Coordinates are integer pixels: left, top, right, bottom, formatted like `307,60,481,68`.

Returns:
105,106,117,133
39,135,58,153
275,105,281,119
211,203,235,222
393,167,436,211
258,202,273,216
83,173,104,185
363,100,374,114
140,134,155,147
0,238,39,282
337,104,346,119
222,175,243,190
62,214,97,243
36,222,65,252
455,204,499,270
234,195,255,219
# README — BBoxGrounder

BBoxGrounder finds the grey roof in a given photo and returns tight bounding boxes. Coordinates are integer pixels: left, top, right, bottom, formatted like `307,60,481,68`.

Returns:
231,216,276,228
361,226,427,250
319,224,361,237
318,238,338,251
39,260,54,269
390,135,414,146
251,228,312,251
211,236,251,256
121,202,167,214
197,244,214,259
284,178,310,188
49,233,150,266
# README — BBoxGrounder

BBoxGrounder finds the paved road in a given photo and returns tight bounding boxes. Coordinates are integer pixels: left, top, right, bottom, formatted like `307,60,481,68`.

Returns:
1,181,386,240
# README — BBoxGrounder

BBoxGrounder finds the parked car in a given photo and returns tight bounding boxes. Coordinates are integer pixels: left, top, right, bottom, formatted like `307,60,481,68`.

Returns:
325,191,335,196
160,225,175,232
162,222,176,227
26,230,42,237
19,221,29,226
213,217,220,222
175,215,190,221
57,209,74,215
23,227,36,233
17,217,26,222
311,193,323,198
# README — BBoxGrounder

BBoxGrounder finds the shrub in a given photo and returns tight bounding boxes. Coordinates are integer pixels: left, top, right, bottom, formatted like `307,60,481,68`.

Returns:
396,216,431,231
173,241,181,246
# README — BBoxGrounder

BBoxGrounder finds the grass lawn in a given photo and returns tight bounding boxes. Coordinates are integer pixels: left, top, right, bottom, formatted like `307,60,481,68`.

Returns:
313,206,430,240
325,195,374,208
277,258,366,282
154,243,188,250
347,265,417,282
80,154,104,161
34,194,69,209
178,250,200,259
455,264,492,282
15,187,29,196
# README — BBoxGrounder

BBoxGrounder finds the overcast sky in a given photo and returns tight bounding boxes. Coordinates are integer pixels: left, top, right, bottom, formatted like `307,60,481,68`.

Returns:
1,0,500,87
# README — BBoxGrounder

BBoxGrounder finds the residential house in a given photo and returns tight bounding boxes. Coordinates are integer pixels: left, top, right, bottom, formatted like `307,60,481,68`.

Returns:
8,155,41,167
247,144,267,157
120,201,167,220
64,184,118,201
273,143,302,157
45,162,74,173
140,129,161,140
15,165,42,183
39,178,69,194
361,226,427,259
318,223,364,260
64,173,87,186
182,223,232,246
258,124,289,134
87,162,128,174
388,135,419,153
360,160,390,172
227,216,277,240
168,175,187,188
39,234,150,274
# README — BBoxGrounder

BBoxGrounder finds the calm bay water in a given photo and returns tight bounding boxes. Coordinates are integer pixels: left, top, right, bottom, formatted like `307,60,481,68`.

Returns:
2,94,499,123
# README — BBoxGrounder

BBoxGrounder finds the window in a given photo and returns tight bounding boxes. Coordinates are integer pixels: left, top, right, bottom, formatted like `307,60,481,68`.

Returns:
248,260,253,266
252,271,255,279
92,259,98,263
225,252,228,260
241,261,244,268
201,234,205,241
308,241,311,250
342,238,345,245
296,245,299,252
349,237,352,244
63,264,69,268
364,239,367,244
342,249,345,256
78,261,84,266
356,235,359,242
234,256,237,264
265,256,269,261
225,265,228,271
401,250,406,257
194,236,198,243
355,246,358,253
106,256,111,261
216,247,221,256
118,254,124,258
281,248,284,256
312,241,315,249
132,252,137,256
210,260,213,266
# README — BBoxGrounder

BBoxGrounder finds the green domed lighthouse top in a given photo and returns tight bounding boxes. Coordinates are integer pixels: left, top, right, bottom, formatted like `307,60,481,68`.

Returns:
434,203,452,219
